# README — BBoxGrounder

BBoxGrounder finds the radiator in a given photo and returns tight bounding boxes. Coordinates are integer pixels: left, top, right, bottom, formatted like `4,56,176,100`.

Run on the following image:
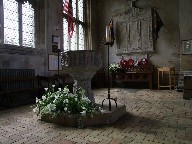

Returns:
0,69,36,107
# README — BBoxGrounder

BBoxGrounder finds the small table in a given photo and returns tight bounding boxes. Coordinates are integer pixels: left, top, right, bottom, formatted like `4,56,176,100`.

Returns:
157,67,175,90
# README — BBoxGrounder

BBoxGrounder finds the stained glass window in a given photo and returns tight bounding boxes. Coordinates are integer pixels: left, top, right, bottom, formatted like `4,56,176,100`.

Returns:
79,25,84,50
78,0,83,22
63,19,69,51
22,1,35,48
3,0,19,45
72,0,76,19
3,0,35,47
63,0,84,51
71,26,77,51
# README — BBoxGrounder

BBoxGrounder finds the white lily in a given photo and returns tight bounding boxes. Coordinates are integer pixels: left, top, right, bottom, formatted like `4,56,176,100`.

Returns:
64,107,68,111
47,103,56,111
36,97,39,103
63,87,70,93
33,107,39,113
68,93,74,97
101,109,105,113
42,96,46,100
82,97,91,103
53,99,57,103
81,111,86,116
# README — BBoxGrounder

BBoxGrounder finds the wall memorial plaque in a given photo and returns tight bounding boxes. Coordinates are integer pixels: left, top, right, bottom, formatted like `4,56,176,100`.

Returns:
113,5,154,55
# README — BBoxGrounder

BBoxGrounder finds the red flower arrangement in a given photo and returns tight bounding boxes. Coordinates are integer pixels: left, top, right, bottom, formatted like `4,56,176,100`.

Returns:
120,58,135,68
120,59,127,69
119,58,148,69
139,58,148,65
127,59,135,67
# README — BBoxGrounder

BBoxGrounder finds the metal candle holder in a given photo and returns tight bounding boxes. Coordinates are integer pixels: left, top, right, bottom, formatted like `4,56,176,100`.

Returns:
101,42,117,111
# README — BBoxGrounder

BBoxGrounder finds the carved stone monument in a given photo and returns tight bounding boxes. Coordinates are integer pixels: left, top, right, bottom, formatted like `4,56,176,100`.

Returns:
113,2,154,54
61,50,102,103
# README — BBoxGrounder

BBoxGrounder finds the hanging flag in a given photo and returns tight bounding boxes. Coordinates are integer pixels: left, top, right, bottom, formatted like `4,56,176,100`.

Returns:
153,9,164,39
64,0,74,38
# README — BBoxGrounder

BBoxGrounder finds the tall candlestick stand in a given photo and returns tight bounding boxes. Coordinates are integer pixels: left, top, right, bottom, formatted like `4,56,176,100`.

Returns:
101,42,117,111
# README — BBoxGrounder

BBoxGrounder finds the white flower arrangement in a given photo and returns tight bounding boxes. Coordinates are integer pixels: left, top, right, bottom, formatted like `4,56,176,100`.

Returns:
109,63,122,73
33,85,104,120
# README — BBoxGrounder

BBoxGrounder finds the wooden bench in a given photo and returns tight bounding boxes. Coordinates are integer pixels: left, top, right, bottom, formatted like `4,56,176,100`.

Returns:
111,65,154,89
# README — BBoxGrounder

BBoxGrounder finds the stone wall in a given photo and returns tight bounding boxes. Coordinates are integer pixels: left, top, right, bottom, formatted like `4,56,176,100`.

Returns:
176,0,192,91
179,0,192,71
0,0,64,76
0,44,46,76
0,0,192,88
92,0,183,87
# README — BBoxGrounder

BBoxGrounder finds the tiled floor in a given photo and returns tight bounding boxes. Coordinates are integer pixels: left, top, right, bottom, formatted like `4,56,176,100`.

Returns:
0,88,192,144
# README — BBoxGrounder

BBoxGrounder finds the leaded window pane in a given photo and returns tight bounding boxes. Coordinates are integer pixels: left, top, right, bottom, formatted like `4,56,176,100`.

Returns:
63,19,69,51
3,0,19,45
72,0,76,18
78,0,83,22
22,1,35,48
79,25,84,50
71,26,77,50
63,0,84,51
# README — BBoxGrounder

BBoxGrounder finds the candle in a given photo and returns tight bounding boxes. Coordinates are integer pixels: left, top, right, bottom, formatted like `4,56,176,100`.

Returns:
106,26,110,43
58,37,60,50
